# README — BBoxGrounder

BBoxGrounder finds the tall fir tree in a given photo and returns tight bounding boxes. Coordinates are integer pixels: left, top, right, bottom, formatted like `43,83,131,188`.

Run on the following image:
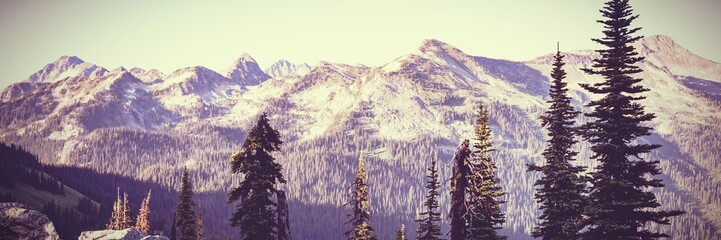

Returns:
175,167,197,240
135,189,152,234
277,190,292,240
170,211,177,240
527,45,588,240
122,192,133,229
580,0,684,238
466,103,506,240
415,158,443,240
394,224,407,240
107,187,123,230
345,154,377,240
450,139,470,240
228,113,287,240
196,206,206,240
415,224,422,240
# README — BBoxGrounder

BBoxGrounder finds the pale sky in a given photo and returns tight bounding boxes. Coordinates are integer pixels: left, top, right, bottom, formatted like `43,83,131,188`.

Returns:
1,0,720,89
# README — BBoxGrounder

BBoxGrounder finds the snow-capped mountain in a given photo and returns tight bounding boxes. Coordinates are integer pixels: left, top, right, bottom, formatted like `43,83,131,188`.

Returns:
265,59,312,78
26,56,107,83
129,67,166,83
637,35,721,83
224,54,271,85
150,66,243,118
1,36,719,240
1,56,109,102
0,67,175,145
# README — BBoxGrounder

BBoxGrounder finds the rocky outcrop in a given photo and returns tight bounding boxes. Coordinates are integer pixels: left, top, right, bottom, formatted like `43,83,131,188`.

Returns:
140,235,170,240
0,202,59,240
79,228,144,240
79,228,169,240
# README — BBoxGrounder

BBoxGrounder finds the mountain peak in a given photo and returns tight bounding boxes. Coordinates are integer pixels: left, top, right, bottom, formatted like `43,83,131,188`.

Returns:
26,55,106,83
233,53,257,64
637,35,683,54
418,39,455,53
225,54,270,86
275,59,292,66
636,35,721,82
129,67,165,83
55,55,85,65
111,67,128,74
265,59,312,78
420,39,448,48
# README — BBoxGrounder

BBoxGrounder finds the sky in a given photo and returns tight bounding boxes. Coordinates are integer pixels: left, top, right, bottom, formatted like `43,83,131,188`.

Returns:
1,0,720,89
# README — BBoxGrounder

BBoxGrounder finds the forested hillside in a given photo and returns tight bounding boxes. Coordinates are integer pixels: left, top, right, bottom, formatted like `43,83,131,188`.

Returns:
1,34,720,239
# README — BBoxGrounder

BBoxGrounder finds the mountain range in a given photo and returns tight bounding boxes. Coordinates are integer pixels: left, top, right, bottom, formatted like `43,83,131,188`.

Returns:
1,35,719,239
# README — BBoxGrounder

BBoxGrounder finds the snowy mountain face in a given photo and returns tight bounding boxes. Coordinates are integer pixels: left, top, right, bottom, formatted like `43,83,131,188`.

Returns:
264,59,312,78
224,54,271,85
26,56,108,83
1,55,110,106
1,36,720,239
0,67,176,147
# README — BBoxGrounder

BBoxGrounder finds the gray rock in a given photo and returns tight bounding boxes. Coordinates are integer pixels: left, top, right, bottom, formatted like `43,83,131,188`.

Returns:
0,202,59,240
79,228,145,240
140,235,170,240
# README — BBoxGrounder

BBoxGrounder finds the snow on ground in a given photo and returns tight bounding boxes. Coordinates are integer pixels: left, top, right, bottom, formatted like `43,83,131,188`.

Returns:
48,124,81,140
58,139,80,164
290,72,358,140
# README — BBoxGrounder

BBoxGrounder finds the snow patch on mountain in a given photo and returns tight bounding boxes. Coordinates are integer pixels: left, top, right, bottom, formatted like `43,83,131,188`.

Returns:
265,59,312,78
48,123,82,140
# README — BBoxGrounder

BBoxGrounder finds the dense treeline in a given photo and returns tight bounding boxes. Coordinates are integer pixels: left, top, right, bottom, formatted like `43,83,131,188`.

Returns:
0,143,62,194
43,165,178,237
0,142,103,239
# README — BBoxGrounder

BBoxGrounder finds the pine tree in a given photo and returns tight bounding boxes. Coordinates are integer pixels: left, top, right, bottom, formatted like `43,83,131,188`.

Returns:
277,190,292,240
466,103,506,240
196,206,206,240
450,139,470,240
175,167,197,240
415,224,422,240
526,45,587,240
122,192,133,229
580,0,684,238
107,187,123,230
170,212,177,240
394,224,407,240
135,189,152,234
228,113,287,240
345,154,377,240
415,158,443,240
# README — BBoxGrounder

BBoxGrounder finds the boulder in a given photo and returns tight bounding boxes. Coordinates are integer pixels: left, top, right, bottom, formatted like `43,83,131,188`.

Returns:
0,202,59,240
140,235,170,240
79,228,145,240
